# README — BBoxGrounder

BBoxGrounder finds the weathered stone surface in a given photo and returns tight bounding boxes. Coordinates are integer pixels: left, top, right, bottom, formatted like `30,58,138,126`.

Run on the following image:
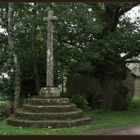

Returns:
39,87,60,98
7,97,91,128
7,116,91,128
122,71,135,105
134,77,140,96
23,104,77,112
30,98,69,105
15,109,83,120
44,11,58,87
42,11,60,98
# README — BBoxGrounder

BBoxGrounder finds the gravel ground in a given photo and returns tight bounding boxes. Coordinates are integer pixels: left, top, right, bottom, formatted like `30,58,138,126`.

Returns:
91,125,140,135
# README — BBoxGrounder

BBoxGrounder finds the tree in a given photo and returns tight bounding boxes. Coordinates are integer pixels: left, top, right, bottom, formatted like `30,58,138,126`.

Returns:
51,3,140,110
0,3,139,111
31,3,40,95
87,3,140,110
7,3,21,112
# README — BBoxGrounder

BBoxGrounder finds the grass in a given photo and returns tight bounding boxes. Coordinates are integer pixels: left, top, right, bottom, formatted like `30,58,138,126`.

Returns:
1,96,140,135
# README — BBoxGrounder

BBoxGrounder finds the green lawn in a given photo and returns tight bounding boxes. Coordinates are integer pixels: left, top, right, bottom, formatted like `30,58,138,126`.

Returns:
1,96,140,135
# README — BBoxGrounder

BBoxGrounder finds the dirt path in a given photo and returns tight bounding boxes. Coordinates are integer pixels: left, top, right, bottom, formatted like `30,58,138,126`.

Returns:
91,125,140,135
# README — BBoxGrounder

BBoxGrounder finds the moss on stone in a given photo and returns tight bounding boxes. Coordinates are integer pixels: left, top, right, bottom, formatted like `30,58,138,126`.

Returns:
23,104,77,113
15,109,84,120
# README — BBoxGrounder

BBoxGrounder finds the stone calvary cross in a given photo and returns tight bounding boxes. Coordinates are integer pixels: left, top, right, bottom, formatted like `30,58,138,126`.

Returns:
43,10,58,87
6,11,92,129
39,11,60,98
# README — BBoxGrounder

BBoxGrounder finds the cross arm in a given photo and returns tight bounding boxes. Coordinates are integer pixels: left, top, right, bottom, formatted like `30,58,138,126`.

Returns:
43,16,58,22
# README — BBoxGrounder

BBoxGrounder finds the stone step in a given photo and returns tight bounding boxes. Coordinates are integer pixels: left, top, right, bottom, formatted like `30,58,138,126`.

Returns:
23,104,77,113
30,98,69,105
15,109,84,120
6,116,91,128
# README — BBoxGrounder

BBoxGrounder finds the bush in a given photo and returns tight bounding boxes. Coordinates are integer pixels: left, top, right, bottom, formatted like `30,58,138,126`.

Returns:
129,96,140,109
0,100,12,121
70,94,89,110
66,75,103,109
23,95,38,104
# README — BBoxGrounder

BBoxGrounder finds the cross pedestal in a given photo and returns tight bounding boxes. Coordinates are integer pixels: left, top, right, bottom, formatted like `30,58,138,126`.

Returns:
39,11,60,98
39,87,60,98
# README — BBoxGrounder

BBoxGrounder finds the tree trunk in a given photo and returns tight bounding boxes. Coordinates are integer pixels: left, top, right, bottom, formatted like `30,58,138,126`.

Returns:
91,4,137,110
96,55,129,110
31,5,40,95
8,3,21,113
13,53,21,112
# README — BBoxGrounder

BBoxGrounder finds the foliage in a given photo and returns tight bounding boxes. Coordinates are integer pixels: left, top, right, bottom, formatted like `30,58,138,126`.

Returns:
23,95,38,104
0,3,139,109
70,94,89,110
129,96,140,109
0,100,12,121
0,32,14,99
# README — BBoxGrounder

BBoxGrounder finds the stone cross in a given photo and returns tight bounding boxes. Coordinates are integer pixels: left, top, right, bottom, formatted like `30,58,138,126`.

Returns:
43,11,58,87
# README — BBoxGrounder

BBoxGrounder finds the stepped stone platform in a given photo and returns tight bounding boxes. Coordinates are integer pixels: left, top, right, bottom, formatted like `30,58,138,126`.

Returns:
6,98,91,128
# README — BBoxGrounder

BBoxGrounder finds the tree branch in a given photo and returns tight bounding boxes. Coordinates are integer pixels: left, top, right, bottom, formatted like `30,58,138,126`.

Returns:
122,52,139,60
118,3,139,17
125,60,140,63
93,3,140,38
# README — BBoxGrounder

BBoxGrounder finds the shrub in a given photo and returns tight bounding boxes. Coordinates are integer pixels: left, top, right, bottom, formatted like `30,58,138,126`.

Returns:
70,94,89,110
129,96,140,109
0,100,12,121
23,95,38,104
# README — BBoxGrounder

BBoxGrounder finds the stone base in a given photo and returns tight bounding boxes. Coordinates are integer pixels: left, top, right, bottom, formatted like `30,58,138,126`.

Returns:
7,116,91,128
39,87,60,98
6,97,92,128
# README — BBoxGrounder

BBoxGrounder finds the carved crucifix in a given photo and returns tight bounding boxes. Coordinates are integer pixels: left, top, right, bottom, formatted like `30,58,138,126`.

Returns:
43,11,58,87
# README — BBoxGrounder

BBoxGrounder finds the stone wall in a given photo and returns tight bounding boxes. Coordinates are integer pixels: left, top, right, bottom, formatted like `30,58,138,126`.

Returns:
134,77,140,96
120,71,135,107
